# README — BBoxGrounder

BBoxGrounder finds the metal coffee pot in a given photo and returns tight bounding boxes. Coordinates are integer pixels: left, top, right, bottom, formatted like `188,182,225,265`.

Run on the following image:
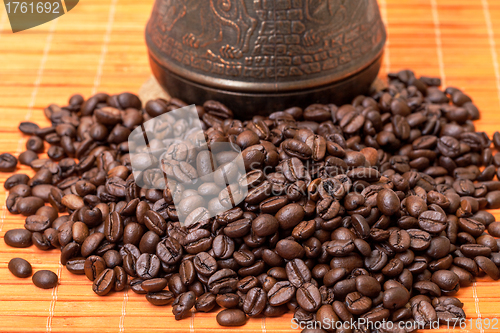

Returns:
146,0,386,118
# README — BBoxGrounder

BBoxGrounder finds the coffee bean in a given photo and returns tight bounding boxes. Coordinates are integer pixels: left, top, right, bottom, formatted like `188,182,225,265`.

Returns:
8,258,32,278
136,253,160,279
216,308,247,326
66,257,86,275
432,270,460,292
92,268,116,296
146,291,175,306
286,258,311,288
345,291,372,315
275,239,304,259
84,255,107,281
32,270,58,289
275,203,305,230
377,188,401,216
208,269,238,294
142,278,168,293
0,153,17,172
475,256,500,280
268,281,295,306
172,291,196,320
19,121,40,135
216,293,240,308
355,275,381,297
418,210,447,234
4,229,32,248
297,283,322,312
252,214,279,237
241,287,266,316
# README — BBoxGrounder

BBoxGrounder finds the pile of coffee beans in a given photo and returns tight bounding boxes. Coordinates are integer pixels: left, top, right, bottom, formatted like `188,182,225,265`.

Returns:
3,69,500,332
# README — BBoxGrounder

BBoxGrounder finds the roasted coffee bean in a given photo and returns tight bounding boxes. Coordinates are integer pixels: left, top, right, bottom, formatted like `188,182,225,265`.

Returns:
275,239,304,259
17,197,44,216
4,229,32,248
432,270,460,291
0,153,17,172
297,283,322,312
355,275,381,297
156,237,183,265
84,255,107,281
377,188,400,216
208,269,238,294
418,210,447,234
8,258,32,278
24,215,51,232
142,278,168,293
275,203,305,230
194,252,217,276
268,281,296,306
66,257,86,275
286,258,311,288
242,287,267,316
475,256,500,280
32,270,58,289
92,268,116,296
345,291,372,315
104,211,124,242
19,121,40,135
136,253,160,279
216,293,240,308
216,308,247,327
172,291,196,320
195,292,217,312
146,290,175,306
252,214,279,237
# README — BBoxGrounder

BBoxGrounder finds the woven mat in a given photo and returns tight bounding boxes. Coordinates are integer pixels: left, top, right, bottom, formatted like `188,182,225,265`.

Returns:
1,0,500,332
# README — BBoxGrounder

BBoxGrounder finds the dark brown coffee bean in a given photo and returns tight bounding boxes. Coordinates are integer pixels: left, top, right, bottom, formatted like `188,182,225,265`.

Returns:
142,278,168,293
104,211,124,243
8,258,32,278
475,256,500,280
0,153,17,172
275,203,305,230
84,255,107,281
216,293,240,309
172,291,196,320
32,270,58,289
196,292,217,312
92,268,116,296
146,290,175,306
297,282,322,312
418,210,447,234
355,275,381,297
377,188,400,216
286,258,312,289
136,253,160,279
19,121,40,135
208,269,238,294
113,266,127,291
345,291,372,315
429,270,459,294
268,281,296,306
4,229,32,248
17,197,44,216
275,239,304,259
216,308,247,327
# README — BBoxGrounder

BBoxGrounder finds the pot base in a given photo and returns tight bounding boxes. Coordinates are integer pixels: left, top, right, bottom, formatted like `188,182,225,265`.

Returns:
149,52,384,120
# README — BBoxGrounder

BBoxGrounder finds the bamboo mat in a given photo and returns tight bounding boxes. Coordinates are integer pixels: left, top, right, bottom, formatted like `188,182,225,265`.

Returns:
1,0,500,332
